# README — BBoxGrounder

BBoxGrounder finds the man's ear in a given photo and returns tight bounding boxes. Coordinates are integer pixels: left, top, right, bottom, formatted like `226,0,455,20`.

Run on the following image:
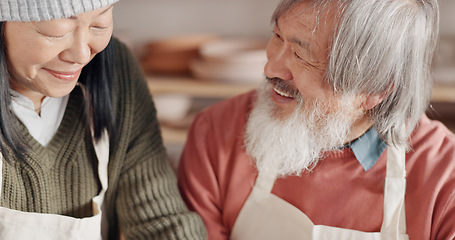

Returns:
361,93,386,111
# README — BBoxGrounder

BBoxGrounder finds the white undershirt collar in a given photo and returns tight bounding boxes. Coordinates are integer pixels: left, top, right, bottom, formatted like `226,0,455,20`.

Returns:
10,91,69,146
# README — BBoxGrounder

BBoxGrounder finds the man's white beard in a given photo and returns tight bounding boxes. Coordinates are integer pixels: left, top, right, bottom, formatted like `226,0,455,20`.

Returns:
244,83,361,178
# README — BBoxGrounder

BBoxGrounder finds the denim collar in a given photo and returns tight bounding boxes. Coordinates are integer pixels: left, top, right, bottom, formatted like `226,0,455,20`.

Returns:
348,127,387,171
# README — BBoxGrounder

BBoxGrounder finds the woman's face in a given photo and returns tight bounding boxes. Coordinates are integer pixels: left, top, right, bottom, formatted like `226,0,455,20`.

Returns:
4,5,114,103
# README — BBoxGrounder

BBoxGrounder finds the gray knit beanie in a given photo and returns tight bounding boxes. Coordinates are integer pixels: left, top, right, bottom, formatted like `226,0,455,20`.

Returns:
0,0,119,22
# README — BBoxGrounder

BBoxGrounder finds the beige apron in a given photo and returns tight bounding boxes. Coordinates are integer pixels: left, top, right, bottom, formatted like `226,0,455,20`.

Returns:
0,131,110,240
231,144,409,240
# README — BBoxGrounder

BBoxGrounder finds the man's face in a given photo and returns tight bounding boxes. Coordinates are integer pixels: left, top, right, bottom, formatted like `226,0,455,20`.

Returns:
264,1,348,119
245,2,370,177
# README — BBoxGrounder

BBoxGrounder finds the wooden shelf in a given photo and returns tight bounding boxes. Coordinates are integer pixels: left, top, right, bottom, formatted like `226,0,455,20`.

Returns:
146,75,259,98
160,126,188,145
432,84,455,103
146,75,259,145
147,75,455,103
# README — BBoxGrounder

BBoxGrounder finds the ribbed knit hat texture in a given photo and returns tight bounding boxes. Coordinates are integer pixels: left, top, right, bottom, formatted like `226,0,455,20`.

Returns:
0,0,119,22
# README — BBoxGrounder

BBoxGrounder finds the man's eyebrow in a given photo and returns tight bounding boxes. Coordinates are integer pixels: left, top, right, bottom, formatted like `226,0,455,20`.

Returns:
274,19,312,52
290,37,311,52
69,5,114,19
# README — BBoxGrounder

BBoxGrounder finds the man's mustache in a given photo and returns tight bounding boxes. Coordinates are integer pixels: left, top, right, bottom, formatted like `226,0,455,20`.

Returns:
266,77,301,99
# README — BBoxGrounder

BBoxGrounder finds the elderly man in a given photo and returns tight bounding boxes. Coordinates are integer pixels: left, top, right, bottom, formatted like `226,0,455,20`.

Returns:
178,0,455,239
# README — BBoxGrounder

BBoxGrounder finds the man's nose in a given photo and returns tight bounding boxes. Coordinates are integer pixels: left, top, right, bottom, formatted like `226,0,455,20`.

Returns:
264,43,293,81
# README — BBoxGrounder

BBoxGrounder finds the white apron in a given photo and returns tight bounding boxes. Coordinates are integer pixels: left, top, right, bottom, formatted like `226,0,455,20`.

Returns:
231,144,409,240
0,131,110,240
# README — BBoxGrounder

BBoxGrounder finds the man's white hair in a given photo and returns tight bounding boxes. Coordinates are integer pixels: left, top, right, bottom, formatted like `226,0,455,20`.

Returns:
272,0,439,147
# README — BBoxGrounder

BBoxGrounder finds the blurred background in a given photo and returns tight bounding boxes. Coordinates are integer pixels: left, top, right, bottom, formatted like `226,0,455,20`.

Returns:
112,0,455,167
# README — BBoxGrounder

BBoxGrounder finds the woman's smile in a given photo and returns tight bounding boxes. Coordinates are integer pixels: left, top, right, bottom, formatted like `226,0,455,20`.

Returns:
43,68,82,82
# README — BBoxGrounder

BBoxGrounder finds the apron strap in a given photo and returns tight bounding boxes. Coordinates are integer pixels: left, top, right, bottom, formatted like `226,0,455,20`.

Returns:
91,129,110,239
255,171,277,194
380,143,407,236
0,153,3,199
385,144,406,179
92,130,110,195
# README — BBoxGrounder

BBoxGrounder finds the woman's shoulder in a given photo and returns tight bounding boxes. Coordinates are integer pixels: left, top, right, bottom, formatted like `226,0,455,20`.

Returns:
112,37,137,68
110,37,151,113
111,37,144,86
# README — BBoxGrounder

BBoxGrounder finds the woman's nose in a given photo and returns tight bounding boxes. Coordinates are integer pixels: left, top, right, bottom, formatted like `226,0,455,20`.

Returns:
60,30,92,65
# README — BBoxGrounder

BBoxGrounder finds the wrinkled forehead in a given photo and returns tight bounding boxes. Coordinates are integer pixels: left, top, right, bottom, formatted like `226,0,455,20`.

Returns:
272,0,340,22
0,0,119,22
273,1,341,34
275,1,340,43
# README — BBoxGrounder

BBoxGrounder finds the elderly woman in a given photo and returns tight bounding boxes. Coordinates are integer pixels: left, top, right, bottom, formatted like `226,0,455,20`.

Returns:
0,0,205,239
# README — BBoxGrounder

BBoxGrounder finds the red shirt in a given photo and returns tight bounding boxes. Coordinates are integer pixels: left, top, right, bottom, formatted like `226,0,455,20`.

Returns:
178,91,455,240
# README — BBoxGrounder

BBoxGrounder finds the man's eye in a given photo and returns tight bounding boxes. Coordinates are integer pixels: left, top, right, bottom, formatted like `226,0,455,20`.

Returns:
294,52,303,60
274,32,283,41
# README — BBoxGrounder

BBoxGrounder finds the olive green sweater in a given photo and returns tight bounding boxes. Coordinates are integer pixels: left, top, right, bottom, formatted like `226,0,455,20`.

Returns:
1,38,206,239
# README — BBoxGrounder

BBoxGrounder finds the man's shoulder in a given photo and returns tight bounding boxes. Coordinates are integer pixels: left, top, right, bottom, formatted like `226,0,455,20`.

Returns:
407,115,455,231
111,37,138,70
407,115,455,175
410,115,455,151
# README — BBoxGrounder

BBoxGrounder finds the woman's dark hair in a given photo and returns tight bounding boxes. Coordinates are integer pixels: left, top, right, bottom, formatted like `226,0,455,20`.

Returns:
0,22,25,160
79,37,117,145
0,21,116,162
